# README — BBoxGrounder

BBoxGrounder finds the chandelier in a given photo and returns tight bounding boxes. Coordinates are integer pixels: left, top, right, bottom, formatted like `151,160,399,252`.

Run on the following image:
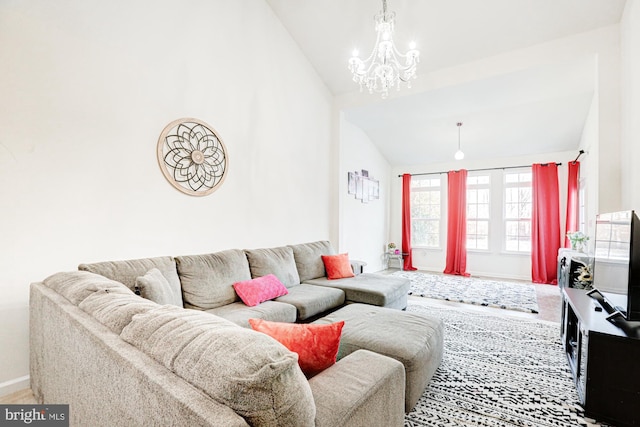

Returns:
348,0,420,98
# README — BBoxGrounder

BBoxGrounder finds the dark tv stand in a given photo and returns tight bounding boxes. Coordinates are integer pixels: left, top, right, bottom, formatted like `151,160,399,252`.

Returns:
561,288,640,427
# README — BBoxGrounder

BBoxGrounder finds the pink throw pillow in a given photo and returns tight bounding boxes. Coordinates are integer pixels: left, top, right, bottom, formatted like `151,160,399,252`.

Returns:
248,318,344,378
233,274,289,307
321,253,355,280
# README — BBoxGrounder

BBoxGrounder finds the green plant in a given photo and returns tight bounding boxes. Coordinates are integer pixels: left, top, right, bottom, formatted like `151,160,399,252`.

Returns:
566,231,589,250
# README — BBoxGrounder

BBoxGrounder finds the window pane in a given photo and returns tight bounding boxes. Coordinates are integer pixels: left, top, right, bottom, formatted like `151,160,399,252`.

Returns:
467,220,477,234
468,189,477,203
476,236,489,250
478,189,490,203
505,237,519,251
519,202,532,219
505,203,518,219
505,174,518,183
477,221,489,235
424,220,439,234
519,221,531,237
505,220,519,236
467,204,478,218
477,204,490,218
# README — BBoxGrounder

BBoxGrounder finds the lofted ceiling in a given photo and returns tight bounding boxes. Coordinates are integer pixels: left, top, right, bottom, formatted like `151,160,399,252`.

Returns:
266,0,627,166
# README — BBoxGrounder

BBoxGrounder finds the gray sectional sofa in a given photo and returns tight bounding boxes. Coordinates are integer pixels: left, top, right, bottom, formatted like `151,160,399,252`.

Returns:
30,240,441,426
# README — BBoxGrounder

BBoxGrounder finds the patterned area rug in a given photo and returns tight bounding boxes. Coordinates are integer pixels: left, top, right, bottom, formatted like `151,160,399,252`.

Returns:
404,302,607,427
393,271,539,313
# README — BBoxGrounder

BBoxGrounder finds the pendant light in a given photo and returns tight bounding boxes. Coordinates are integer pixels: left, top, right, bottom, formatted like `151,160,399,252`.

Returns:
454,122,464,160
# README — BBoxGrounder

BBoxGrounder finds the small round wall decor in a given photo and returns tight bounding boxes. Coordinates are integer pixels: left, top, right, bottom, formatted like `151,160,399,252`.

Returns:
157,118,228,196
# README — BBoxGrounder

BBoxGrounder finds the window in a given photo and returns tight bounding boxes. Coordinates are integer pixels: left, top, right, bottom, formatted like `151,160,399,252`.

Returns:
411,176,441,248
467,175,490,250
504,170,532,252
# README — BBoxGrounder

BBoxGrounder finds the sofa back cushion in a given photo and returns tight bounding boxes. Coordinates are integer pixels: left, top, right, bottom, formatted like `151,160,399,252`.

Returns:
135,268,184,307
175,250,250,310
244,246,301,288
289,241,335,282
43,271,133,306
120,306,315,427
78,256,181,295
79,289,159,334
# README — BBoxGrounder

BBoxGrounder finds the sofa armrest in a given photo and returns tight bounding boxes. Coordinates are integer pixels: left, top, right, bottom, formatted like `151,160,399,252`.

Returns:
308,349,405,427
349,260,367,275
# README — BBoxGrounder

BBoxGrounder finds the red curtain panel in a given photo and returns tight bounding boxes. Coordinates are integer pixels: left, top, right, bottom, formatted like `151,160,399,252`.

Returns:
531,163,561,284
401,174,417,271
443,169,469,276
564,161,580,248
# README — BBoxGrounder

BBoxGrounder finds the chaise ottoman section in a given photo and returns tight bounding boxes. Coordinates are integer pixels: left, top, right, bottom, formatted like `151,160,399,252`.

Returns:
313,303,444,412
303,273,410,310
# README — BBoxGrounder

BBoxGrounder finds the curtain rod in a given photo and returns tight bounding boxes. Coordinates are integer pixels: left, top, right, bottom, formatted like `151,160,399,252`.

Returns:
397,162,562,178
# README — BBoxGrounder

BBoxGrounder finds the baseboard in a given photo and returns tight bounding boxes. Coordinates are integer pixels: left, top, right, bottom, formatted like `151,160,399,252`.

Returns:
0,375,29,397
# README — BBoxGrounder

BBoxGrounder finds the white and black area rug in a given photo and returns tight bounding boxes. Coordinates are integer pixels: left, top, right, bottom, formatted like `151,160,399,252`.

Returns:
393,271,539,314
404,303,607,427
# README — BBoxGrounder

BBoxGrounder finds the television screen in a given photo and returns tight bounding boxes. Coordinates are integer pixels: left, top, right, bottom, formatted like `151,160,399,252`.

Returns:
592,210,640,321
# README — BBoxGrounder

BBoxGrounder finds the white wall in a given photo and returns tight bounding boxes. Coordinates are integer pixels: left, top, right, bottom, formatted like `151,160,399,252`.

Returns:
0,0,334,394
578,93,600,237
621,0,640,211
338,116,391,272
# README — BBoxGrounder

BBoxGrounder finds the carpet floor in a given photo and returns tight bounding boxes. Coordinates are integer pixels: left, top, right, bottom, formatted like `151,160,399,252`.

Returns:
404,301,608,426
393,271,539,314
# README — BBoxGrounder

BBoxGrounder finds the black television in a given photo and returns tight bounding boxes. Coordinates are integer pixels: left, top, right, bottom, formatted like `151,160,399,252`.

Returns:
590,210,640,321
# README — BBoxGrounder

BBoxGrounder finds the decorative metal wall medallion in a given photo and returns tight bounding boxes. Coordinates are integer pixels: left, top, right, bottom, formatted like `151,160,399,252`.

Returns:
157,118,228,196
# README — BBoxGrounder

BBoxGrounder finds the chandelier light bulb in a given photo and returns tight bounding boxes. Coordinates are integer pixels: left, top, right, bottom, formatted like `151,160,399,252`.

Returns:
348,0,420,98
352,49,359,57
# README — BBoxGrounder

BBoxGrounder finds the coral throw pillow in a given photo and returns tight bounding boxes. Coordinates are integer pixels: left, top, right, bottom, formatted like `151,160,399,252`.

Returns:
248,318,344,378
233,274,289,307
321,253,355,280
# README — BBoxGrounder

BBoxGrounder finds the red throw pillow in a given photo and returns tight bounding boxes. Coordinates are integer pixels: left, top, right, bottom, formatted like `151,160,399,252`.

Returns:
321,253,355,280
233,274,289,307
248,318,344,378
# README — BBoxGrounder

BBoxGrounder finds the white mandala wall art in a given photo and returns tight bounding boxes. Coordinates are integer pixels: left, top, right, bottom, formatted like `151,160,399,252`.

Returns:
157,118,228,196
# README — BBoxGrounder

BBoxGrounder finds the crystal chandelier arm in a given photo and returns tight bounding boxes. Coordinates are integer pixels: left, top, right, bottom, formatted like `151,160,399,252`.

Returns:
348,0,419,98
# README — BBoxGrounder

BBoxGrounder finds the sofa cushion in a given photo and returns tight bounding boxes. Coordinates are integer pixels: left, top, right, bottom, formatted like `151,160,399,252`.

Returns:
206,301,297,328
233,274,289,307
289,241,335,282
249,318,344,378
79,289,159,334
78,256,180,294
244,246,301,288
321,253,355,280
135,268,183,307
120,306,315,427
275,284,345,320
303,273,410,309
43,271,133,305
175,250,251,310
